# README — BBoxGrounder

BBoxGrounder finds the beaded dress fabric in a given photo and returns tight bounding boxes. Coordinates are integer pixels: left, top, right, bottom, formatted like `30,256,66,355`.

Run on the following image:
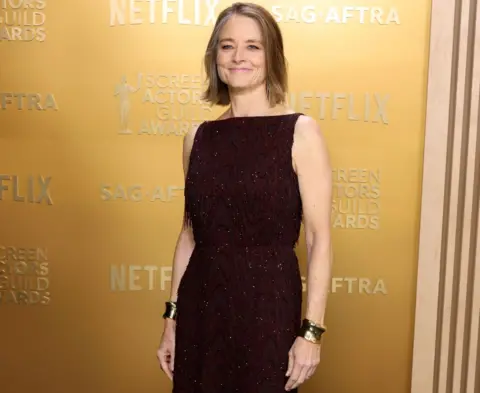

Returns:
173,113,304,393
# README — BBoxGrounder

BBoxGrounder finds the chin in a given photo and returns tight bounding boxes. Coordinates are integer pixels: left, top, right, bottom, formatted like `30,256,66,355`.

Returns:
228,83,257,91
227,78,262,89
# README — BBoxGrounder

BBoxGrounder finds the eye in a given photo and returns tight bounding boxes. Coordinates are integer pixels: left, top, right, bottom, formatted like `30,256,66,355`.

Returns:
221,44,233,50
248,45,260,50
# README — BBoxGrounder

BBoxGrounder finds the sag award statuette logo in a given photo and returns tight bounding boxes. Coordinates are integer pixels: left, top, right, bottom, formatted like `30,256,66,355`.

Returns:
114,74,141,135
113,72,212,136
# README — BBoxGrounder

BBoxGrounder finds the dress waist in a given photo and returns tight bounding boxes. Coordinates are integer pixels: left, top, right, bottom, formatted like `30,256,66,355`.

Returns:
194,242,295,250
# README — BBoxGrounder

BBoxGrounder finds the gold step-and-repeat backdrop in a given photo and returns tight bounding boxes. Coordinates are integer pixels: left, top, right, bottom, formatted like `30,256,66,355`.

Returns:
0,1,431,392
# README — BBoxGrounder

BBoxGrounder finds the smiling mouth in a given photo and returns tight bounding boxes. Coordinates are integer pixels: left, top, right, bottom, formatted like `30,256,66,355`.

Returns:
229,68,252,72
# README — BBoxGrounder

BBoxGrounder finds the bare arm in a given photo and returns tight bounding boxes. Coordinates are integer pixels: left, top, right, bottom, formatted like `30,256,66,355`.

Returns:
292,116,333,326
164,125,198,328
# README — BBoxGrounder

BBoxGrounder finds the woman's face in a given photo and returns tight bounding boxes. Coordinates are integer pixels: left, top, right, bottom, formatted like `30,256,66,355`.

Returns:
216,14,266,92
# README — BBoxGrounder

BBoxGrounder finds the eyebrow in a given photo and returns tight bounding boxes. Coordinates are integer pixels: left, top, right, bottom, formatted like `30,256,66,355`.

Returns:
219,38,262,44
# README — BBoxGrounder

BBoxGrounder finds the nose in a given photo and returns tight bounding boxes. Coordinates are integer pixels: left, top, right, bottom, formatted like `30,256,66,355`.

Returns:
232,47,244,63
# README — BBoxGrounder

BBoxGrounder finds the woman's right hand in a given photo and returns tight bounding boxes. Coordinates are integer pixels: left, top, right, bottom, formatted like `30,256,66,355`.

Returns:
157,320,176,380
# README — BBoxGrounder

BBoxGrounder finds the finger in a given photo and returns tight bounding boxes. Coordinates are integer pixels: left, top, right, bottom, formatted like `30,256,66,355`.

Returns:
286,351,294,377
170,347,175,373
285,363,303,391
164,362,173,380
306,354,320,379
291,366,309,389
306,363,317,380
156,349,163,368
159,352,173,380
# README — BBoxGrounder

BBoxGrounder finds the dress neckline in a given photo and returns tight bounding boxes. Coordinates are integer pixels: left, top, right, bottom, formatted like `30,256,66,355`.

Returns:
208,112,300,123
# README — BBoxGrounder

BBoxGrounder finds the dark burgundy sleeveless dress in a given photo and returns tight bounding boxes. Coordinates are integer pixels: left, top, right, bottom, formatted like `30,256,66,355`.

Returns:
173,113,304,393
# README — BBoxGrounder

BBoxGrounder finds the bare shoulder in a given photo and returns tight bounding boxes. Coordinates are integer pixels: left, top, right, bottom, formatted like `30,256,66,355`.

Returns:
291,115,330,174
282,107,296,115
293,115,328,153
215,109,231,121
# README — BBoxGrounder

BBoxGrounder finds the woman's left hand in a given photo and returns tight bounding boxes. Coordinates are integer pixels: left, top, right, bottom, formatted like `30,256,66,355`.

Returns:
284,336,321,391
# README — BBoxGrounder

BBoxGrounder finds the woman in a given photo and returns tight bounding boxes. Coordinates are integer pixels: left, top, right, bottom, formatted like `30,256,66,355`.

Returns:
157,2,332,392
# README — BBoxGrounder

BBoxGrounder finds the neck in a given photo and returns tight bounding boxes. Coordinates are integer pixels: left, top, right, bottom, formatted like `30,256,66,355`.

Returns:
228,84,278,117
